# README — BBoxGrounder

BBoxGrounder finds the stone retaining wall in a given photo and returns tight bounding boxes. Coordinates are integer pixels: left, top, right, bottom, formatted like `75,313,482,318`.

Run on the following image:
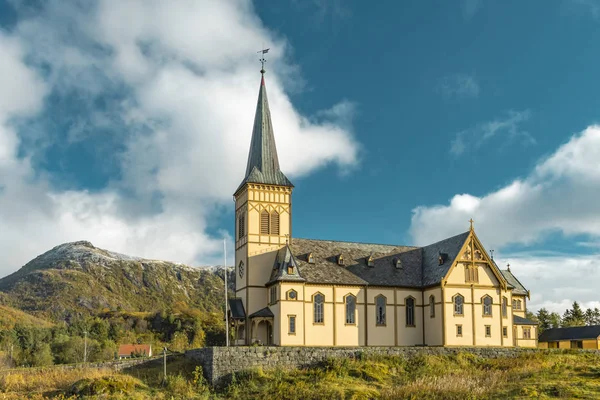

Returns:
185,346,600,386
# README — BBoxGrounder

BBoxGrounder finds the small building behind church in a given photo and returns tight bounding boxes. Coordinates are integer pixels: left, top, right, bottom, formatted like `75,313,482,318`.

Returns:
228,67,537,348
538,325,600,349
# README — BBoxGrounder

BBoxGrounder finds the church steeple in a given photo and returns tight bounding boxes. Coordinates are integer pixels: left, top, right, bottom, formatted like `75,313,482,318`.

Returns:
235,71,293,194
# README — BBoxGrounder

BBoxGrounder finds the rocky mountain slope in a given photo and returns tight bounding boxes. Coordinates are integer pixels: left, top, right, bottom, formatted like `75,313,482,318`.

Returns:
0,241,231,321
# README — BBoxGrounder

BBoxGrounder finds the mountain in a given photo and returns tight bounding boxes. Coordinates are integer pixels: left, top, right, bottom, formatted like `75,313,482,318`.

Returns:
0,241,231,321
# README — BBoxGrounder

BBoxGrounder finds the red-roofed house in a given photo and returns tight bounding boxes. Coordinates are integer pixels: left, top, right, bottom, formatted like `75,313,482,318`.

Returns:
118,344,152,359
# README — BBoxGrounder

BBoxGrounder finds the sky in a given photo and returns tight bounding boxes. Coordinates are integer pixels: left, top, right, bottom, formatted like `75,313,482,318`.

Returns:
1,0,600,314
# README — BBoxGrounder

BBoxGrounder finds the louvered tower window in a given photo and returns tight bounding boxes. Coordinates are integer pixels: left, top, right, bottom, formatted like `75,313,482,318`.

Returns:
260,210,270,234
238,213,245,239
270,211,280,235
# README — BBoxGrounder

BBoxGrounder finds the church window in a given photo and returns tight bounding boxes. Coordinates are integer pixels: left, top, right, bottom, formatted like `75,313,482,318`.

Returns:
270,211,280,235
482,296,493,316
288,315,296,334
270,286,277,304
456,325,463,336
513,299,522,310
286,289,297,300
345,295,356,324
454,294,464,315
485,325,491,337
287,265,294,275
503,327,508,338
337,255,345,266
376,295,386,326
429,295,435,318
313,293,324,324
238,213,245,239
307,253,315,264
502,297,508,318
523,327,532,339
260,210,270,234
406,297,415,327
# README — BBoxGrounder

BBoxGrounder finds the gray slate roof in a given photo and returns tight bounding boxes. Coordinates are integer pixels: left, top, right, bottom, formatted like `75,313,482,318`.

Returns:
513,315,538,326
235,74,293,194
539,325,600,342
501,269,528,296
421,232,471,286
248,307,274,318
228,298,246,320
288,232,470,287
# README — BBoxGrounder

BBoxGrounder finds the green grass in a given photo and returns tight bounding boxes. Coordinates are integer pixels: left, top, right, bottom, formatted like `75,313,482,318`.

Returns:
1,351,600,399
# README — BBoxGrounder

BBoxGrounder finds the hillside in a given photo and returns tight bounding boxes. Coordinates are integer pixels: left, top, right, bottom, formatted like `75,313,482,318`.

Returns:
0,241,230,321
0,304,53,329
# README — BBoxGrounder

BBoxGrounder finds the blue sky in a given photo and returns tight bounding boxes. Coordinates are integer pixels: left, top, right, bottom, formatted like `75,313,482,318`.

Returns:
1,0,600,313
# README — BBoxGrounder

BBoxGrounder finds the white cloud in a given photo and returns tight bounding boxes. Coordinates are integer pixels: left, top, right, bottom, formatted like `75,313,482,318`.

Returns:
450,110,534,156
0,0,360,276
438,73,480,99
496,252,600,314
412,126,600,312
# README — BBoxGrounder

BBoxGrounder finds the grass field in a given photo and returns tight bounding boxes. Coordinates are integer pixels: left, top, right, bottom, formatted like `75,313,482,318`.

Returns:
1,350,599,399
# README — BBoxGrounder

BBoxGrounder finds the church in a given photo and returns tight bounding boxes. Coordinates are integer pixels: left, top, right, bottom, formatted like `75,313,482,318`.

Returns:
228,67,538,348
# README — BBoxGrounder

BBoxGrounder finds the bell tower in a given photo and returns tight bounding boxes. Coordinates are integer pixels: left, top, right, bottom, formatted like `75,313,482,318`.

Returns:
234,64,293,339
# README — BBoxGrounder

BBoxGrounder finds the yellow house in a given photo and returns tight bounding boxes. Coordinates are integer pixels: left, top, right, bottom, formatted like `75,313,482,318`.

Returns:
538,326,600,349
228,69,537,348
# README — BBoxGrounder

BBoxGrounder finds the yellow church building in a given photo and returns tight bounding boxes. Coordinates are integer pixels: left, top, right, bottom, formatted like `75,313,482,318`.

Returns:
227,69,537,348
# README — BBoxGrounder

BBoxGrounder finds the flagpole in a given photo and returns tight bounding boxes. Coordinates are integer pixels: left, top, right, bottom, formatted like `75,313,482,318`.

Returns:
224,238,229,347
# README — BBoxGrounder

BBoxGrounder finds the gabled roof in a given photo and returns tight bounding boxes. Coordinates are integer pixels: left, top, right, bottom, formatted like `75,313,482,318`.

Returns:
500,269,528,296
268,244,306,284
228,298,246,320
248,307,274,318
235,74,293,194
513,315,538,326
421,231,471,286
539,325,600,342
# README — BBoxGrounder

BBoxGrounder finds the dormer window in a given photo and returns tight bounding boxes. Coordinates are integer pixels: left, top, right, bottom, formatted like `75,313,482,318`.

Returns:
287,266,294,275
438,252,448,265
394,258,402,269
307,253,315,264
367,255,375,267
337,255,345,266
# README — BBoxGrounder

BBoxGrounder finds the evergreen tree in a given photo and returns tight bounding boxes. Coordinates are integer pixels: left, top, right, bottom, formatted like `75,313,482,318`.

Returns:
536,308,551,333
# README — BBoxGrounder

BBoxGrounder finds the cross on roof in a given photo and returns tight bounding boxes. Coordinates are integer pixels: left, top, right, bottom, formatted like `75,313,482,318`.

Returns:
469,218,474,230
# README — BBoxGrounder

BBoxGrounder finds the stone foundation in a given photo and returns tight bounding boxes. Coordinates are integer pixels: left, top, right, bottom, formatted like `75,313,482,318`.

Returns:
185,346,599,386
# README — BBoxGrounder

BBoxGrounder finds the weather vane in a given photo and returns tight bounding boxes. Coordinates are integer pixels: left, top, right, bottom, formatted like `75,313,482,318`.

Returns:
258,48,269,74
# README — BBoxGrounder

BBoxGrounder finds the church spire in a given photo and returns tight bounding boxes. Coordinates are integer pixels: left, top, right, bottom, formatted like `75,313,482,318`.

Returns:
235,62,293,194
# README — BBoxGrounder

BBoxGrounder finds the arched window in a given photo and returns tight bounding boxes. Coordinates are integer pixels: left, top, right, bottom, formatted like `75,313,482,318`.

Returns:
313,293,324,324
454,294,464,315
406,297,415,327
270,211,280,235
429,295,435,318
345,295,356,324
238,213,245,239
375,295,386,326
502,297,508,318
483,296,492,316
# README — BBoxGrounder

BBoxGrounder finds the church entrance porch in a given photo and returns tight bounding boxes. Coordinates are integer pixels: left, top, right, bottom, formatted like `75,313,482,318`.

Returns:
248,307,274,345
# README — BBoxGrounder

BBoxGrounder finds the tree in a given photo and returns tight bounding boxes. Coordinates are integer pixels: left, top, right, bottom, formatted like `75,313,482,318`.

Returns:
536,308,551,333
562,302,585,327
549,312,561,329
